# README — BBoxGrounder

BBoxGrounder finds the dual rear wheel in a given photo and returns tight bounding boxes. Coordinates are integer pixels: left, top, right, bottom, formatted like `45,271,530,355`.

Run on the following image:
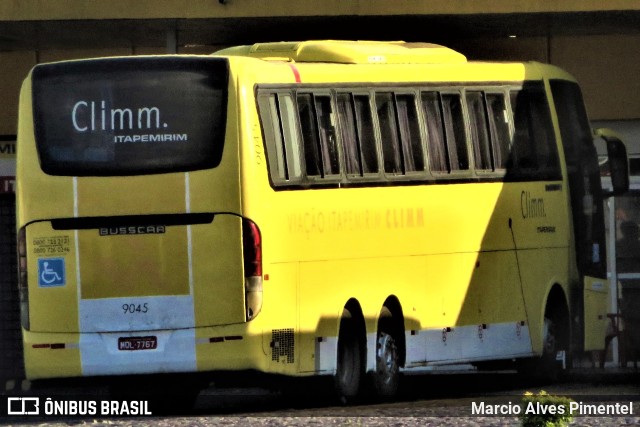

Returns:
335,306,401,403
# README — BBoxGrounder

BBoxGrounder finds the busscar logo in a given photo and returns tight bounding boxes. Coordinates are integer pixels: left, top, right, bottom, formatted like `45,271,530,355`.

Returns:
99,225,166,236
7,397,40,415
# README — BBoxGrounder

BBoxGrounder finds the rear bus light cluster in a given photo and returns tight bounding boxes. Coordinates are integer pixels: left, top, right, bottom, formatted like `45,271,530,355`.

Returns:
242,218,263,321
17,227,30,330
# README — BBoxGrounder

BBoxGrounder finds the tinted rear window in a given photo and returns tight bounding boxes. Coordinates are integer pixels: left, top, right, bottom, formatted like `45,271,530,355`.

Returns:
32,57,228,176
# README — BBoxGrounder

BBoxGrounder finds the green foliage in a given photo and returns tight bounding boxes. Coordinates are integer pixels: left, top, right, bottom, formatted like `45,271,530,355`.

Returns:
520,390,574,427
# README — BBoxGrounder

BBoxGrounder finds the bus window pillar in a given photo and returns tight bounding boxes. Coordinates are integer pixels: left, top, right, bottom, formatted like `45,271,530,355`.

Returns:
606,196,619,366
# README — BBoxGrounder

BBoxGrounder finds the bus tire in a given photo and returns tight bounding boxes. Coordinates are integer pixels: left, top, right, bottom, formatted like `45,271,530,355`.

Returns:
334,307,364,404
519,316,560,383
372,307,400,398
519,301,569,384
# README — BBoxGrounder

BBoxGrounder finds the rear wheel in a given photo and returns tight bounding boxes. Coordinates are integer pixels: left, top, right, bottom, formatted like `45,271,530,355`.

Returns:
519,303,569,384
537,315,561,380
334,307,364,404
372,307,400,398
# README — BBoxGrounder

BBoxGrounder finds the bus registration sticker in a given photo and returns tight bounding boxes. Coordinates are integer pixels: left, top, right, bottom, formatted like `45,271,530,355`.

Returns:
118,336,158,351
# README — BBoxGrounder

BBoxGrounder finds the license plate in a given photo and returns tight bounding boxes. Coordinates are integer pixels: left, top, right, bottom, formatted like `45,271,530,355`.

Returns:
118,336,157,351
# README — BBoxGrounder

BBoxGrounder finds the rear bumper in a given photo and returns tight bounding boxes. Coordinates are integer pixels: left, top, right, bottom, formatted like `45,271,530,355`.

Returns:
23,323,266,380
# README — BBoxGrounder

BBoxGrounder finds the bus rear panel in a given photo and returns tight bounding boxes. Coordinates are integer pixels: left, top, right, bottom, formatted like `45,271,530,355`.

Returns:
17,56,259,379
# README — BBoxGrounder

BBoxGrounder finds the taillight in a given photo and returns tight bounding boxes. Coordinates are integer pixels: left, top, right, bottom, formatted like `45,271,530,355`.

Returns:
242,219,263,321
17,227,30,330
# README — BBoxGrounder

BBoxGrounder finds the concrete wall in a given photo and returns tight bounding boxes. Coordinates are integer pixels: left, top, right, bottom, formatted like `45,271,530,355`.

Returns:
551,34,640,121
0,52,36,135
3,0,640,20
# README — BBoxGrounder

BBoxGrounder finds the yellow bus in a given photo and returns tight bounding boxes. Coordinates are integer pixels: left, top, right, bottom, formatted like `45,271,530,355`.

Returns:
16,40,628,400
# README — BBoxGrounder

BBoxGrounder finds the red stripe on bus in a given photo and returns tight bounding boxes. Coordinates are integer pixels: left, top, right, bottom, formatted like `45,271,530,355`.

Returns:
288,64,301,83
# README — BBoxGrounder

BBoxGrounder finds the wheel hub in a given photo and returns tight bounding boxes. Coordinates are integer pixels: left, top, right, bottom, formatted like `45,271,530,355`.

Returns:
376,332,398,385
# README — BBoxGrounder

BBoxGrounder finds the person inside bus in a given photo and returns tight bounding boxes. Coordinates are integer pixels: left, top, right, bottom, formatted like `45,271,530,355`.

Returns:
617,220,640,274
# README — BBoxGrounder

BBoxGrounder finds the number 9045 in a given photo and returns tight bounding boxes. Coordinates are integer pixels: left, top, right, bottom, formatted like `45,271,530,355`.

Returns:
122,303,149,314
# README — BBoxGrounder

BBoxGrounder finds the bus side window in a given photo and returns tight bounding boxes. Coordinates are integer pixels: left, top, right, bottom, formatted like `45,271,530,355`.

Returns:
486,93,511,170
315,95,340,176
258,92,302,183
262,94,288,181
442,93,469,171
396,94,424,173
466,91,493,171
336,93,361,175
511,89,537,171
337,93,379,177
354,95,378,174
277,94,303,180
421,91,449,173
376,92,404,174
511,86,559,177
297,93,340,178
528,89,560,175
297,93,323,177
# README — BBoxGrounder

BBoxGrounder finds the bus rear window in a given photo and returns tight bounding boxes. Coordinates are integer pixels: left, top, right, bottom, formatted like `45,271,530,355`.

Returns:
32,57,228,176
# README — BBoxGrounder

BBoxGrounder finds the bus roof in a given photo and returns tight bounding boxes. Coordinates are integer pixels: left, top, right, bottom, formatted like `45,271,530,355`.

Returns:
215,40,467,65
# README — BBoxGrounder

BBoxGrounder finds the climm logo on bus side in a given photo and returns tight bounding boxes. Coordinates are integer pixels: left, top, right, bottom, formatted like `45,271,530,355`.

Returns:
521,191,546,219
70,100,188,143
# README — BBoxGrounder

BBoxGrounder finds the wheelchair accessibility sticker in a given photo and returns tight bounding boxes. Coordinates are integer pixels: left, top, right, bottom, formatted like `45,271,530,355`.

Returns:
38,258,66,287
